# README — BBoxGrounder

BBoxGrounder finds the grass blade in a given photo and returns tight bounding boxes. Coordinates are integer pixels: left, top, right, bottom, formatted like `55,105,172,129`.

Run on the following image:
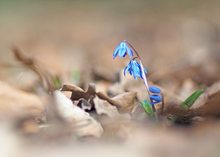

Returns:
140,100,154,117
180,89,204,110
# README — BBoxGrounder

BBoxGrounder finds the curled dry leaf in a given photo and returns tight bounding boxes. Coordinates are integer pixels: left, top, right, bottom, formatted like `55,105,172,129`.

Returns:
54,90,103,137
61,84,138,113
61,84,96,101
93,97,120,118
61,84,96,111
97,91,138,113
111,92,138,113
93,97,131,119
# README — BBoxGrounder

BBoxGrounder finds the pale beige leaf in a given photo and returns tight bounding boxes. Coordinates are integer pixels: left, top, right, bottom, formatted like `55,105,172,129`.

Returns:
54,91,103,137
112,92,138,113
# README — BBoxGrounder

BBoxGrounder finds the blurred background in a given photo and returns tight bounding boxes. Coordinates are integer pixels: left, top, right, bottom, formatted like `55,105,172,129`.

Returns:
0,0,219,87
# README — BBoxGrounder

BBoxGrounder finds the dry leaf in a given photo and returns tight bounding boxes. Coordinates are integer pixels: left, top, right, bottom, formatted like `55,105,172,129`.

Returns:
0,80,44,118
61,84,96,111
165,81,220,119
192,82,220,116
62,84,137,113
97,91,138,113
94,97,130,119
111,92,138,113
61,84,96,101
93,97,120,118
191,81,220,109
54,90,103,137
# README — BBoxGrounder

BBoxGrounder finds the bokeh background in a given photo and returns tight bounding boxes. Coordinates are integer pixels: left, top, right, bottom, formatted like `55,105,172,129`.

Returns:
0,0,219,87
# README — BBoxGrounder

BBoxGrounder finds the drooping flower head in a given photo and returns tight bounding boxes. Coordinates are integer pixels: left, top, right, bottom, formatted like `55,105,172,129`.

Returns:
124,59,147,80
113,41,133,59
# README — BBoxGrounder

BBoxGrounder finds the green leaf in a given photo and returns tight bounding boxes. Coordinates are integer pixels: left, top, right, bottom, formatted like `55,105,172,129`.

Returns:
140,100,154,117
180,89,204,110
53,76,62,89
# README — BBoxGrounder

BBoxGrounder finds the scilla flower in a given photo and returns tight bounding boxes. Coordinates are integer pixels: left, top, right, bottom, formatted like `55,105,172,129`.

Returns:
124,59,147,79
113,41,133,59
113,40,163,116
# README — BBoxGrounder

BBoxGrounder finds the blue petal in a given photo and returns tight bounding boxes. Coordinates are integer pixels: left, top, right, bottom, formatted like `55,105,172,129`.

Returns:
123,51,127,57
150,95,162,103
113,46,120,59
123,64,130,76
137,63,144,79
149,86,161,94
128,67,133,75
151,101,160,105
126,46,133,58
118,47,126,58
132,60,142,79
125,60,143,79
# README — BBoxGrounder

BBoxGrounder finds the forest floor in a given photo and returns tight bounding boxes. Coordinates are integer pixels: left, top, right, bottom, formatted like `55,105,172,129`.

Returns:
0,1,220,157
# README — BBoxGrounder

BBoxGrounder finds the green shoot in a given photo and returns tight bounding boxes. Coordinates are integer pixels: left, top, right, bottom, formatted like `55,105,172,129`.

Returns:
180,89,204,110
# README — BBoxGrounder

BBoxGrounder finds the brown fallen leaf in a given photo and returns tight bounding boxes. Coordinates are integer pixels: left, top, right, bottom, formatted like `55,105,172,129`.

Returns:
93,97,120,118
111,92,138,113
93,97,130,119
61,84,96,100
192,81,220,116
96,91,138,113
61,84,96,111
165,81,220,120
61,84,138,113
54,90,103,137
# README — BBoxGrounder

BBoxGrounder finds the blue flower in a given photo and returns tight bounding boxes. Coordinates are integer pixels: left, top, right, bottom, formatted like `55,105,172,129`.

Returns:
113,41,133,59
150,95,162,105
124,59,147,79
149,86,162,104
149,86,161,94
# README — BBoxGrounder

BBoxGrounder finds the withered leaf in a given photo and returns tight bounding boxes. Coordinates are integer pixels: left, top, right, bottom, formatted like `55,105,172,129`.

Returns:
61,84,96,102
54,90,103,137
194,83,220,116
166,81,220,119
97,92,138,113
61,84,137,113
93,97,120,118
111,92,138,113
